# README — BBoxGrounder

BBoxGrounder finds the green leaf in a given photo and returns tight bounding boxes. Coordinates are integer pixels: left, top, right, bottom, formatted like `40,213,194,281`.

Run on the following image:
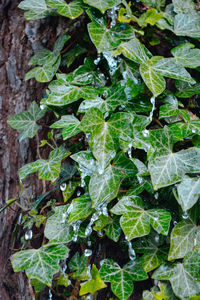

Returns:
174,14,200,38
88,21,134,53
62,181,79,203
83,0,121,13
44,205,74,244
148,128,200,189
79,264,107,295
143,282,177,300
172,0,197,14
19,146,70,181
113,38,152,64
89,165,121,207
69,252,87,279
71,150,97,174
56,274,71,287
47,0,83,19
100,259,148,300
134,233,168,272
113,152,138,177
104,215,121,242
140,0,165,10
176,176,200,211
80,108,130,169
171,43,200,69
175,81,200,98
50,115,81,140
45,78,99,106
12,244,69,286
7,101,45,141
18,0,52,20
68,194,93,222
153,252,200,299
63,44,87,68
168,220,200,260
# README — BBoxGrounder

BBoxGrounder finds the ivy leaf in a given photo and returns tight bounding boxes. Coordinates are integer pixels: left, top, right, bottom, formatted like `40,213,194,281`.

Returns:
113,152,138,177
172,0,196,14
19,146,70,181
174,14,200,38
7,101,45,141
45,79,99,106
104,215,121,242
71,151,97,174
175,81,200,98
176,176,200,211
171,43,200,69
135,233,168,272
148,128,200,189
47,0,83,19
80,108,130,169
69,252,87,279
113,38,152,64
12,244,69,286
18,0,52,20
88,21,134,53
50,115,81,140
168,220,200,260
89,165,122,207
68,194,93,222
44,205,74,244
100,259,148,300
143,282,177,300
140,0,166,10
83,0,121,13
159,94,190,120
153,251,200,299
79,264,107,295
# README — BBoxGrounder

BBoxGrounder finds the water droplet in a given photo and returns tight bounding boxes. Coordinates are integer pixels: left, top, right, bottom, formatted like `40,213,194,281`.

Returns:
124,86,132,100
192,128,196,133
173,220,178,226
182,211,189,219
154,279,159,286
103,51,118,76
61,212,67,224
97,231,104,237
87,265,92,281
84,249,92,257
77,190,81,197
194,238,197,246
60,183,66,191
142,129,149,137
100,259,105,267
25,230,33,241
127,241,136,261
87,240,92,247
155,192,159,199
72,220,82,242
128,143,132,158
149,96,155,122
104,112,109,119
155,234,159,243
40,104,46,110
48,288,53,300
94,56,101,65
153,212,159,221
86,295,92,300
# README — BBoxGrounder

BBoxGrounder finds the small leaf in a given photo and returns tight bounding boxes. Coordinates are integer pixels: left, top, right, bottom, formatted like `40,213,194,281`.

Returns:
171,43,200,69
50,115,81,140
69,252,87,279
174,14,200,39
12,244,69,286
100,259,148,300
83,0,121,14
47,0,83,19
19,146,70,181
68,194,93,222
79,264,107,295
7,101,45,141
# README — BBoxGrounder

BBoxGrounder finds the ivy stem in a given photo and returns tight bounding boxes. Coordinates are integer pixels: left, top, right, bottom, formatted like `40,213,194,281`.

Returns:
46,141,55,150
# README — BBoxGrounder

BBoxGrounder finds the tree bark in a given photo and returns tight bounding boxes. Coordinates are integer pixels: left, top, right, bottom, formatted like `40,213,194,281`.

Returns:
0,1,59,298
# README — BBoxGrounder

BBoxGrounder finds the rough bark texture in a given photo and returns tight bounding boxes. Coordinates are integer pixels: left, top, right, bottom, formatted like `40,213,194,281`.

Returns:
0,1,63,298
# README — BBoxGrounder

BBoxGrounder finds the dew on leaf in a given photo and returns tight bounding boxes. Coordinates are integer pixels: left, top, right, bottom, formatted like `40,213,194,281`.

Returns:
155,192,159,199
155,234,160,243
87,265,92,281
49,288,53,300
127,241,136,261
103,51,118,76
25,230,33,241
182,211,189,219
72,220,82,242
142,129,149,137
84,249,93,257
60,183,66,191
192,128,196,133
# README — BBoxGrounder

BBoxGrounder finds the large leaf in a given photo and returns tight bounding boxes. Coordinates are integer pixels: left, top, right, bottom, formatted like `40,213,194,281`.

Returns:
12,244,69,286
84,0,121,13
47,0,83,19
148,128,200,189
88,21,134,53
168,220,200,260
153,251,200,299
80,108,130,169
50,115,81,140
18,0,52,20
44,205,74,244
79,265,107,295
89,165,122,207
100,259,148,300
172,0,196,14
174,14,200,38
111,196,171,240
68,194,93,222
19,146,70,181
176,176,200,211
171,43,200,69
7,101,45,141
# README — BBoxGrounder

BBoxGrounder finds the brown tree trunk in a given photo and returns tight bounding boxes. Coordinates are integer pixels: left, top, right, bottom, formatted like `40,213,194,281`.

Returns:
0,1,60,298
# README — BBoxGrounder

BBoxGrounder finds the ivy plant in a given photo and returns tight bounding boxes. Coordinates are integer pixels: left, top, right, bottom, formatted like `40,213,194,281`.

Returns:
6,0,200,299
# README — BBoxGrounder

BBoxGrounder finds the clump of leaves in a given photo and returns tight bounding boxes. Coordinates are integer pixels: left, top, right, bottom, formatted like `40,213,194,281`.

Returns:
6,0,200,299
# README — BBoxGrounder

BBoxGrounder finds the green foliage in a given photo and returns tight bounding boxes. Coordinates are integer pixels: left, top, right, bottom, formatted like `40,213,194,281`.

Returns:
7,0,200,299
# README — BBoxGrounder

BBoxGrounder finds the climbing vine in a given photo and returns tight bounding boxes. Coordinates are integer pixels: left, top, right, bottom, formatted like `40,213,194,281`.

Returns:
4,0,200,299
